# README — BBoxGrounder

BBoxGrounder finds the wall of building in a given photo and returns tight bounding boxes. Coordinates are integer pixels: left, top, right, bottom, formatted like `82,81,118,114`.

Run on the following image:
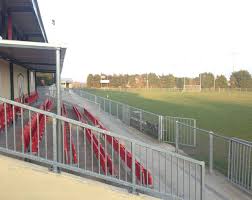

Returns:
0,59,11,99
0,60,36,100
13,64,28,99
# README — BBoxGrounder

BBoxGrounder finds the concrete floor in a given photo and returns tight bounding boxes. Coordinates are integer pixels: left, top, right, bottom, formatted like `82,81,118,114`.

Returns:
0,154,155,200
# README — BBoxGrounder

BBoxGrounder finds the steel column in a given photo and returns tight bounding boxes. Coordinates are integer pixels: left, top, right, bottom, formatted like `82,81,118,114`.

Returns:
27,70,30,96
56,48,62,166
9,62,14,100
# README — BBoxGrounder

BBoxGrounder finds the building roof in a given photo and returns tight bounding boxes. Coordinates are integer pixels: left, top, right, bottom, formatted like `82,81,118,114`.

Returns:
0,0,47,42
0,40,66,73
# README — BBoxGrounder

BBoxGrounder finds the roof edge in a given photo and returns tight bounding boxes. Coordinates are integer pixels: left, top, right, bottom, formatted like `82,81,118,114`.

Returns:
31,0,48,43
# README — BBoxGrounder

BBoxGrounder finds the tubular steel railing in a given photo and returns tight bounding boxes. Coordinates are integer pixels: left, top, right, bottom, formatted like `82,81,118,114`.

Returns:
71,89,196,144
175,121,252,195
0,96,205,200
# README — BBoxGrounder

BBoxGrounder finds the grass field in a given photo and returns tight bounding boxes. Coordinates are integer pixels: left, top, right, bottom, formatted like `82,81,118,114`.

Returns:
86,89,252,141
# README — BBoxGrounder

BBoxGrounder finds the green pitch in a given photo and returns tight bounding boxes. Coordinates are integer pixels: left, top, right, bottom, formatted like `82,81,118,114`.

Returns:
86,89,252,141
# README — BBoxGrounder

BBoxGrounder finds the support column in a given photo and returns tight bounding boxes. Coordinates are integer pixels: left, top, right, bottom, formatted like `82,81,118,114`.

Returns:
9,63,14,100
56,48,62,167
27,70,30,96
7,14,12,40
34,72,37,91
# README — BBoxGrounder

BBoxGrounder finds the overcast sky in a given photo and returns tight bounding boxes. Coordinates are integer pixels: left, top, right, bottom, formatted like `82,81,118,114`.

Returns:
38,0,252,82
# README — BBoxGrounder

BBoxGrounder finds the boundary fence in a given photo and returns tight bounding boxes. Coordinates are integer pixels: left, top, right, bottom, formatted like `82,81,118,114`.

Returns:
175,121,252,195
72,89,196,147
0,96,205,200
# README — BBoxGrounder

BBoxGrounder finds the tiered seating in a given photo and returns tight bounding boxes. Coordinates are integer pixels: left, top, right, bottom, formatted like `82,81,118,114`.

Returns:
0,103,14,132
83,108,153,186
73,106,113,175
31,99,53,153
25,91,39,104
61,104,78,164
22,99,53,152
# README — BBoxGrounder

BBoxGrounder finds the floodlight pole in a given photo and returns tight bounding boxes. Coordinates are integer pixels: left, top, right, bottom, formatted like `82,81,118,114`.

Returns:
56,47,62,168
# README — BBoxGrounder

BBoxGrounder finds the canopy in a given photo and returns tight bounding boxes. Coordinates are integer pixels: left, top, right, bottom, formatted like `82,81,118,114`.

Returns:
0,40,66,73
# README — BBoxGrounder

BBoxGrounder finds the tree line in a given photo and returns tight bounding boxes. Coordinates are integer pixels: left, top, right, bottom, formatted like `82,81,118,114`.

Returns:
86,70,252,89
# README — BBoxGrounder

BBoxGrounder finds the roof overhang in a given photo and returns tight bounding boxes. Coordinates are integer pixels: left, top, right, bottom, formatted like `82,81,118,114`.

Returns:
0,40,66,73
1,0,48,42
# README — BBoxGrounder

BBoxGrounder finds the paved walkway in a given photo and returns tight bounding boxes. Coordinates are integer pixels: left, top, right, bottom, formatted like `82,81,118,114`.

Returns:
0,155,155,200
63,90,252,200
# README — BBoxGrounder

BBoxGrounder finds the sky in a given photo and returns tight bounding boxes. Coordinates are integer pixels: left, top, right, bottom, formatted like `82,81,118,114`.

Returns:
38,0,252,82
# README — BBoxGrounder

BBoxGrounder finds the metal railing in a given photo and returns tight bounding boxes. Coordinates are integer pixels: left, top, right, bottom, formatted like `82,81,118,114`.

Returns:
71,89,196,144
228,138,252,195
0,96,205,199
175,121,252,195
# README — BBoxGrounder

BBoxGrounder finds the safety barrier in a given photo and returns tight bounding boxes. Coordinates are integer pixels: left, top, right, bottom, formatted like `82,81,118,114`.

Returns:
31,99,53,153
83,107,153,186
62,104,78,164
228,138,252,195
0,103,13,131
72,105,114,175
22,99,53,152
175,121,252,195
72,89,196,143
0,96,205,199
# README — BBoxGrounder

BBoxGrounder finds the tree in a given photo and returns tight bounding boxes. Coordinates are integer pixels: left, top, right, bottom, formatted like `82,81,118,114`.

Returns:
215,75,228,88
86,74,94,87
200,72,214,88
148,73,160,88
164,74,176,88
93,74,101,88
230,70,252,88
175,77,184,88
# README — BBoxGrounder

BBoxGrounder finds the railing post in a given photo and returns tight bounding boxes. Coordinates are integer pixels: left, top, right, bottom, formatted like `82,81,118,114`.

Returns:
201,162,205,200
139,111,142,132
52,117,58,172
116,103,119,118
158,115,163,142
175,121,179,153
227,139,232,180
193,120,197,147
209,132,213,174
131,141,136,194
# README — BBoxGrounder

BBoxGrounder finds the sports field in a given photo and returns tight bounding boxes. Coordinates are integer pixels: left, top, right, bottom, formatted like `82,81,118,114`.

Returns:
86,89,252,141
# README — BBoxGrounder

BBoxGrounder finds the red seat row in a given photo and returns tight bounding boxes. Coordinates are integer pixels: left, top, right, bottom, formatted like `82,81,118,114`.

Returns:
61,104,78,164
22,99,53,152
73,106,113,175
31,99,54,153
83,108,153,186
25,91,39,104
0,103,14,132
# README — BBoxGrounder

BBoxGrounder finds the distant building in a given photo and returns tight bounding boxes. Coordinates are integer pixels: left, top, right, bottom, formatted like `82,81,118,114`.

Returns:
61,78,73,88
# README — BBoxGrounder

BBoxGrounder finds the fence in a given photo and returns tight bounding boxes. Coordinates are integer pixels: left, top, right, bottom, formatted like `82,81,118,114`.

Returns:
175,121,252,195
228,138,252,195
73,89,196,144
0,96,205,200
81,87,252,93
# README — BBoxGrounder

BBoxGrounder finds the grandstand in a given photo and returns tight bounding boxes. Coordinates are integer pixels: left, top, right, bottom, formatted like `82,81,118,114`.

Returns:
0,1,251,200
